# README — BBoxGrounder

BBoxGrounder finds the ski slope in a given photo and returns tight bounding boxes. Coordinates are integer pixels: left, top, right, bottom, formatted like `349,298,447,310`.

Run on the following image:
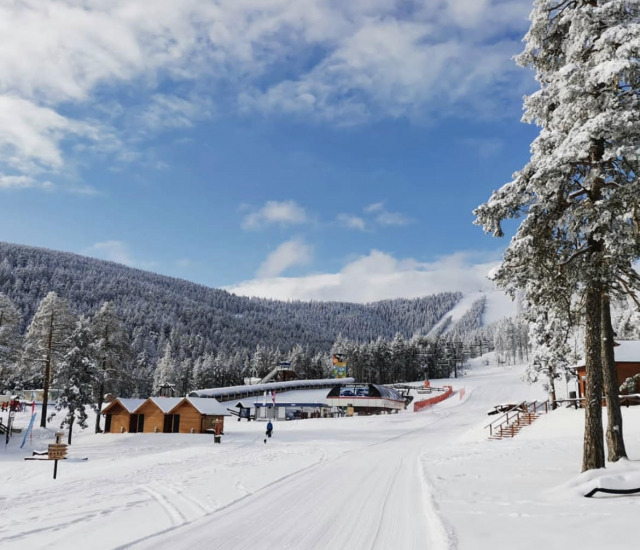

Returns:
3,359,640,550
428,290,515,336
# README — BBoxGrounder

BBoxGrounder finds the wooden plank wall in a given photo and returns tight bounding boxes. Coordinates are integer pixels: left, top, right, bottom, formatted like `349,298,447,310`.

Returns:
173,402,201,433
104,403,130,433
137,402,166,433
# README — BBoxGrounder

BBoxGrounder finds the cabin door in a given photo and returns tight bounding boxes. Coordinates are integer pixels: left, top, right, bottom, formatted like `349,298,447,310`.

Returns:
163,414,172,433
163,414,180,433
129,414,140,433
104,414,112,433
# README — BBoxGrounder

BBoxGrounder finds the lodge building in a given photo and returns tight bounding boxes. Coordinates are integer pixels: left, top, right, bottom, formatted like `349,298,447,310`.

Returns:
573,340,640,399
102,396,230,434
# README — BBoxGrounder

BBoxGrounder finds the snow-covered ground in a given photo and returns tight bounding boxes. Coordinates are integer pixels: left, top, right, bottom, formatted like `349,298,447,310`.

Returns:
2,357,640,550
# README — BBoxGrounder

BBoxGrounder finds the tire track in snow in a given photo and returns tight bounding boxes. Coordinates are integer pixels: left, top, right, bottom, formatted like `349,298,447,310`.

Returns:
140,485,186,526
419,453,458,550
149,481,210,518
371,457,404,549
128,424,441,550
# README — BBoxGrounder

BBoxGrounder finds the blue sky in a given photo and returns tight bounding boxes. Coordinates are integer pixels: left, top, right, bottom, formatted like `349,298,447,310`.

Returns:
0,0,538,302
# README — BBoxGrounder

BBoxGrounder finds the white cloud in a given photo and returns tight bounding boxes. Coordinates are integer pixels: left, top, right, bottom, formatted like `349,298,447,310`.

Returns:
84,241,136,266
461,137,504,158
83,240,156,269
0,95,95,174
257,238,313,278
228,249,506,303
242,200,308,230
364,202,384,213
337,213,366,231
0,174,54,191
0,0,533,186
363,202,412,227
135,94,213,134
375,211,412,227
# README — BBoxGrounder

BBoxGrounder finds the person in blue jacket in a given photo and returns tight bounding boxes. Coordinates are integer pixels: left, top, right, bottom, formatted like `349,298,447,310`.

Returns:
266,420,273,438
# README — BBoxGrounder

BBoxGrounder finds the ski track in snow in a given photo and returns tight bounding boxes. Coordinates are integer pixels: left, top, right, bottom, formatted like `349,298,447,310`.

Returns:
126,414,452,550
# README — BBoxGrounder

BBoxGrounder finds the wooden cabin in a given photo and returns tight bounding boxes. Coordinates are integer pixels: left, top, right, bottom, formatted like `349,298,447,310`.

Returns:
102,398,146,433
170,397,231,434
135,397,184,433
574,341,640,399
102,396,231,434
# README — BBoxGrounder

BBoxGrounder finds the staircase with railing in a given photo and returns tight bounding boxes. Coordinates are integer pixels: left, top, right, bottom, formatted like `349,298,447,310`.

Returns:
485,400,550,440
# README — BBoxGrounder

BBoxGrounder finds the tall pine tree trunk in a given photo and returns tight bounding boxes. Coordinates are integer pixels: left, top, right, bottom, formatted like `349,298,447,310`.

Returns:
601,292,627,461
68,414,74,445
548,371,557,410
40,312,54,428
95,375,105,433
582,282,605,472
95,324,109,433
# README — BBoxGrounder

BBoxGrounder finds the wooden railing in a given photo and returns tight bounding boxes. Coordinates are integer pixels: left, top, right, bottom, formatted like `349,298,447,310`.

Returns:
484,400,550,438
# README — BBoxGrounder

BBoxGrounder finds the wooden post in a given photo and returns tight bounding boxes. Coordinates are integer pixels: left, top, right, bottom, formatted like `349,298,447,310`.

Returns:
49,432,67,479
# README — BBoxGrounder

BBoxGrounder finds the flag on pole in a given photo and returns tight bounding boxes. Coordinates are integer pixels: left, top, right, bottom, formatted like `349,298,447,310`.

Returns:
20,413,37,449
271,390,276,405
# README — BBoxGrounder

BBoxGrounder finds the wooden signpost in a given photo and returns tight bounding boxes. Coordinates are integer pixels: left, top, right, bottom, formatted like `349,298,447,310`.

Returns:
48,442,68,479
25,431,68,479
49,432,67,479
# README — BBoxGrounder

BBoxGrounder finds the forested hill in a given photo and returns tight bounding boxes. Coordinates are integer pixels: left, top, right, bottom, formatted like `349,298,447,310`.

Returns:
0,241,462,359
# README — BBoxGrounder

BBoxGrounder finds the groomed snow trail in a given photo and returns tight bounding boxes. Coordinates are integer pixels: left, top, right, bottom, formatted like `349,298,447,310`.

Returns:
127,424,439,550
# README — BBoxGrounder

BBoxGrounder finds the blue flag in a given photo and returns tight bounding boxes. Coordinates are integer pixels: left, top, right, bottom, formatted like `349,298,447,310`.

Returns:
20,413,37,449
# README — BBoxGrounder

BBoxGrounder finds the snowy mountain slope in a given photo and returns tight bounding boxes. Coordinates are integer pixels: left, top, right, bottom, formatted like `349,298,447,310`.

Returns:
0,241,461,357
428,290,516,336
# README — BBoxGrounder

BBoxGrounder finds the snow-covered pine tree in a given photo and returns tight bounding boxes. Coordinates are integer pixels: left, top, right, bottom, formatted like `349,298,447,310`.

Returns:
251,344,272,379
22,292,77,428
152,344,177,396
54,316,97,444
0,293,22,387
91,302,131,433
525,305,573,407
613,298,640,338
390,334,407,383
475,0,640,471
177,357,193,395
288,343,306,374
190,353,216,390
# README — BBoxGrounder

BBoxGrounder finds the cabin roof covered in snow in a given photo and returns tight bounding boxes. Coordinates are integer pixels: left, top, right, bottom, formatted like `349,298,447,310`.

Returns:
574,340,640,367
613,341,640,362
147,397,183,413
102,398,146,413
184,397,231,416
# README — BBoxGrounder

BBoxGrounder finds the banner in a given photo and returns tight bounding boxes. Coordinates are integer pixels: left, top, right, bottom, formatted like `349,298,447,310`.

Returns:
20,413,37,448
332,354,347,379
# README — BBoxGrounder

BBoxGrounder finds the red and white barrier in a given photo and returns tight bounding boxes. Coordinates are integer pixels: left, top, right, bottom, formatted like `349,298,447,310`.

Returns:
413,385,453,412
